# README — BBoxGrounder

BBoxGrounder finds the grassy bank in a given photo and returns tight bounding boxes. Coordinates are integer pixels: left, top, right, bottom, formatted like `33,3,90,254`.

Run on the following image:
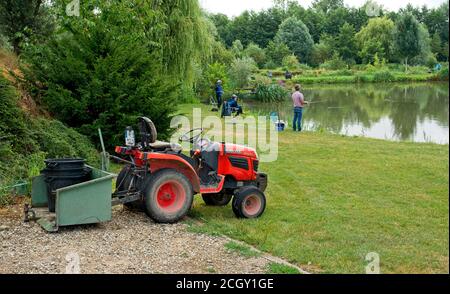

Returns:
180,103,449,274
258,65,449,85
0,73,99,205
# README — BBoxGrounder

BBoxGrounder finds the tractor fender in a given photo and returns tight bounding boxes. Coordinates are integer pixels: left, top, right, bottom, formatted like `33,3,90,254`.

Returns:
146,153,200,193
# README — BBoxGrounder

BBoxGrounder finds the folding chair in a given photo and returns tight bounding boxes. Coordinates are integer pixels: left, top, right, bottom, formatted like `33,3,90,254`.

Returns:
210,96,219,112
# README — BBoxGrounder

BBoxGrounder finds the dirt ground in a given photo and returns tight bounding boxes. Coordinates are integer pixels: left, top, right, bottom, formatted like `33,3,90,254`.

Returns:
0,205,274,274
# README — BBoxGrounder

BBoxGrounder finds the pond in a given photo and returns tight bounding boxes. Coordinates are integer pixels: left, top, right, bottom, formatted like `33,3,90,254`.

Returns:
245,82,449,144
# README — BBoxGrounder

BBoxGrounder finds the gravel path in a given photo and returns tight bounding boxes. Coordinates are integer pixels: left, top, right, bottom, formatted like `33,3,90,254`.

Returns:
0,206,270,274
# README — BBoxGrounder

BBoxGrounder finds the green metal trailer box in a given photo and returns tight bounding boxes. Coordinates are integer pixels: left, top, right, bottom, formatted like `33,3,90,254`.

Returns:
31,166,115,232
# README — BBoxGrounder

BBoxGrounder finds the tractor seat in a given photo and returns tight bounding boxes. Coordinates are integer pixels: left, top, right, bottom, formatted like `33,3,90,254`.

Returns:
149,141,182,153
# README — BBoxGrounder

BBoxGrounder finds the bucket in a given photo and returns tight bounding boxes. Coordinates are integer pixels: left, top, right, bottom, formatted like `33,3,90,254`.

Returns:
44,158,85,171
41,159,91,212
275,121,285,132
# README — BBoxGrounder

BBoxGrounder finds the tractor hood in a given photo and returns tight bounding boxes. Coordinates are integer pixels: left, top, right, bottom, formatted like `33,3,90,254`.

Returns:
223,143,258,159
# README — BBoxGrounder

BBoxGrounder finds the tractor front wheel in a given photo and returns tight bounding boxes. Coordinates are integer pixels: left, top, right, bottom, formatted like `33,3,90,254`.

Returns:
143,169,193,223
232,187,266,219
202,193,232,206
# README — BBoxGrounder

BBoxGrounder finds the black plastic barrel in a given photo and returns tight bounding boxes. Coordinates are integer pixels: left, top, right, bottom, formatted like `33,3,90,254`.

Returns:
41,159,92,212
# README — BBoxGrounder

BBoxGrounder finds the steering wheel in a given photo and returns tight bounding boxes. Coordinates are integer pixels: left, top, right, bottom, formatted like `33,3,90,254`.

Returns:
179,128,204,144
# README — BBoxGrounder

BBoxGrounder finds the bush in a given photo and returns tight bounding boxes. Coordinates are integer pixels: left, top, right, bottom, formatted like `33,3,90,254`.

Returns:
229,57,258,89
254,83,289,103
195,62,229,99
436,67,449,81
264,60,278,70
21,2,178,151
372,71,395,82
0,74,98,204
320,54,348,70
334,69,354,76
282,54,301,71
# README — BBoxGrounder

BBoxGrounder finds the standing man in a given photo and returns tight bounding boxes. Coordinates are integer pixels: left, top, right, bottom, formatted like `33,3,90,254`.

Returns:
215,80,224,110
292,84,308,132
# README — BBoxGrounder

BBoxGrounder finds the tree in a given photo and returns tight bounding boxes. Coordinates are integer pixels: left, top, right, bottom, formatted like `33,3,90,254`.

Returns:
431,31,444,61
310,40,333,67
155,0,214,88
231,40,244,58
276,17,314,63
209,13,232,45
244,43,266,68
22,0,211,150
393,13,422,71
443,42,449,62
312,0,344,14
355,17,395,63
265,40,292,67
227,11,253,47
0,0,54,54
335,22,357,63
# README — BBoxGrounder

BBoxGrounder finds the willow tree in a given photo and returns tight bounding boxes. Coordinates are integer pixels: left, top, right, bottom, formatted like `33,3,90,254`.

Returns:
151,0,213,88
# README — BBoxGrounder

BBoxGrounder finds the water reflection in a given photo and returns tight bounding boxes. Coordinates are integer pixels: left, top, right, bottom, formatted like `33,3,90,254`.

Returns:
246,82,449,144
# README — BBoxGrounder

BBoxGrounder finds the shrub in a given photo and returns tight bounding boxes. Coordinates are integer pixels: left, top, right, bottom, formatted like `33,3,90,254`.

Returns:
334,69,354,76
282,54,301,71
229,57,258,89
436,67,449,81
254,83,289,103
373,71,395,82
195,62,229,99
21,2,179,151
264,60,278,70
0,74,98,203
320,54,347,70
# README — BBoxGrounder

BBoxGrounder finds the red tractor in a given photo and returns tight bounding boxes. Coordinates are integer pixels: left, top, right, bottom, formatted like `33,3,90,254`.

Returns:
113,117,268,223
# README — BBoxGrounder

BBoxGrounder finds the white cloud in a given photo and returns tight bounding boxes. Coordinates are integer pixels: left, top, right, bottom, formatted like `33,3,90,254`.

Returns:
200,0,447,17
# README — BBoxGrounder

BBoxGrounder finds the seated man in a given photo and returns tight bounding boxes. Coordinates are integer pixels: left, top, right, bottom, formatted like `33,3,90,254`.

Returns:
227,94,243,117
221,94,243,118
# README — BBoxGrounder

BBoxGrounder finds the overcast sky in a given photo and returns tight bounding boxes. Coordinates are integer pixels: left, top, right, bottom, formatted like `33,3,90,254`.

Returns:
200,0,447,17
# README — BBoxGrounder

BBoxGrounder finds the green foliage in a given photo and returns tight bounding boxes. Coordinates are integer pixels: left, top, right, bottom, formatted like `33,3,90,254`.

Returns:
0,74,98,202
320,53,347,70
282,54,301,71
335,22,357,64
231,40,244,58
372,71,395,82
277,17,314,63
22,1,184,150
436,66,449,81
393,13,422,69
207,1,449,69
0,0,54,54
355,17,395,64
254,83,289,103
195,62,229,98
244,43,266,68
156,0,214,87
265,40,292,67
211,41,235,66
229,57,257,89
310,40,333,67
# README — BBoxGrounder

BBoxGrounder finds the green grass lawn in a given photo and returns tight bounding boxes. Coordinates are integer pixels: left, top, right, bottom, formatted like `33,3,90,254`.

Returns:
179,103,449,274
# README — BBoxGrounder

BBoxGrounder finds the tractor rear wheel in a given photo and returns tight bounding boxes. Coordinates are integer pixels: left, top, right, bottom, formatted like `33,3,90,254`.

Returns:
202,193,232,206
143,169,194,223
232,186,266,219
